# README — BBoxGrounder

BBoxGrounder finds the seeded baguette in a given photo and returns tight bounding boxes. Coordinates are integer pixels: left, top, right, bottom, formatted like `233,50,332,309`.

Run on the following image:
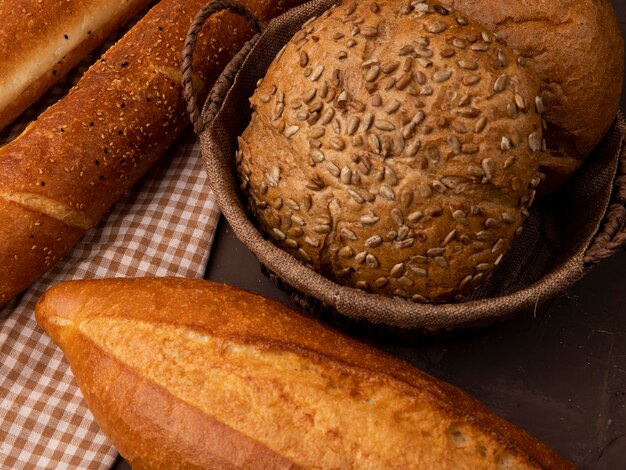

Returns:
238,0,545,304
35,277,575,470
440,0,624,189
0,0,155,132
0,0,303,307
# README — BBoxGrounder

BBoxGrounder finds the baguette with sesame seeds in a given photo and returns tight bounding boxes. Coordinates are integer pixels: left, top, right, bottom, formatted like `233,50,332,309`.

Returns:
0,0,303,307
0,0,155,132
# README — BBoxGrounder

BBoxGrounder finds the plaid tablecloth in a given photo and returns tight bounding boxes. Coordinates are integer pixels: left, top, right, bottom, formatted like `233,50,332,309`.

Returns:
0,41,220,469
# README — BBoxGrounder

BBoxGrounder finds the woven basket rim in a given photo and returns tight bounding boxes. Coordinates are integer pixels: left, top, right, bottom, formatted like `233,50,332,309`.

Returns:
185,0,626,329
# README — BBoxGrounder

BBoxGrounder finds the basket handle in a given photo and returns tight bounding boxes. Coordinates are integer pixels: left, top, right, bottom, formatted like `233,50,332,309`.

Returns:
584,129,626,265
181,0,264,133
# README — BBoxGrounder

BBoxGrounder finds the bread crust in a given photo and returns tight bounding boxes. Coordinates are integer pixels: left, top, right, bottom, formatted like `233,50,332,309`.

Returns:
440,0,625,186
36,277,576,470
0,0,154,131
0,0,302,307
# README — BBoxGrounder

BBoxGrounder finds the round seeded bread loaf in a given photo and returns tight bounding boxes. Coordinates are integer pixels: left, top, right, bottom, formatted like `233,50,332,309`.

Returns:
237,0,545,304
440,0,624,190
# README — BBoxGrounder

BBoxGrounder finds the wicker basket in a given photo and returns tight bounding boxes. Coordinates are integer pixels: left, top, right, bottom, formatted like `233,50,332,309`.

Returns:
181,0,626,330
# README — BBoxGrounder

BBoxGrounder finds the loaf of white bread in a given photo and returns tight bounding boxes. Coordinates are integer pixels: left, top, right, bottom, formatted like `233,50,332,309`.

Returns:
0,0,303,307
0,0,154,131
36,277,576,469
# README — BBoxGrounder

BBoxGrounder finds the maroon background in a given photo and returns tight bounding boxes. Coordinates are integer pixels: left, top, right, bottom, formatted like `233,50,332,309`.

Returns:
115,2,626,468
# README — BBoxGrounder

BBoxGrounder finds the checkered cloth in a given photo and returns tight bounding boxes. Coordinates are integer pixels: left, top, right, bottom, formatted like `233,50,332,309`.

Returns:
0,44,220,469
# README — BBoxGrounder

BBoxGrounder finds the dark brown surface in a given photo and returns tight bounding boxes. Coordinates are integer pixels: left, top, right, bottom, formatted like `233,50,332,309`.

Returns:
114,1,626,468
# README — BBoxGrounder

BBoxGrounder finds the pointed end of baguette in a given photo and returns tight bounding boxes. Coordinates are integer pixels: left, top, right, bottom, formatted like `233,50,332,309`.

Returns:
35,280,87,345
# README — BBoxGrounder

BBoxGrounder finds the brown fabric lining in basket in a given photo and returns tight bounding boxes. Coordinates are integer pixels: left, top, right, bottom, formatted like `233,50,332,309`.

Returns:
184,0,626,330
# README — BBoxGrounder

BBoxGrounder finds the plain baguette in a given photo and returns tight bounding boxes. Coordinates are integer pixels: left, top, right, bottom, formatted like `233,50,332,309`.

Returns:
0,0,154,131
36,277,576,469
0,0,302,307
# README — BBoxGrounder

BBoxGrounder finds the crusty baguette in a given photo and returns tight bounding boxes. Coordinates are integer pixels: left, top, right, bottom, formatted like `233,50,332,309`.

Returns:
0,0,302,307
36,277,576,469
0,0,155,131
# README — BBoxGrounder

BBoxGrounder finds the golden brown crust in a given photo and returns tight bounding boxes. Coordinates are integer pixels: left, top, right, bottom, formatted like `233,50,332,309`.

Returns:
36,277,575,469
0,0,154,131
67,333,299,470
239,0,544,303
440,0,625,185
0,202,84,305
0,0,304,307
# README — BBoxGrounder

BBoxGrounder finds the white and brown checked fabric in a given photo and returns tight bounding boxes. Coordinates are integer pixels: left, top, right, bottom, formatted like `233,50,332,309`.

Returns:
0,44,220,470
